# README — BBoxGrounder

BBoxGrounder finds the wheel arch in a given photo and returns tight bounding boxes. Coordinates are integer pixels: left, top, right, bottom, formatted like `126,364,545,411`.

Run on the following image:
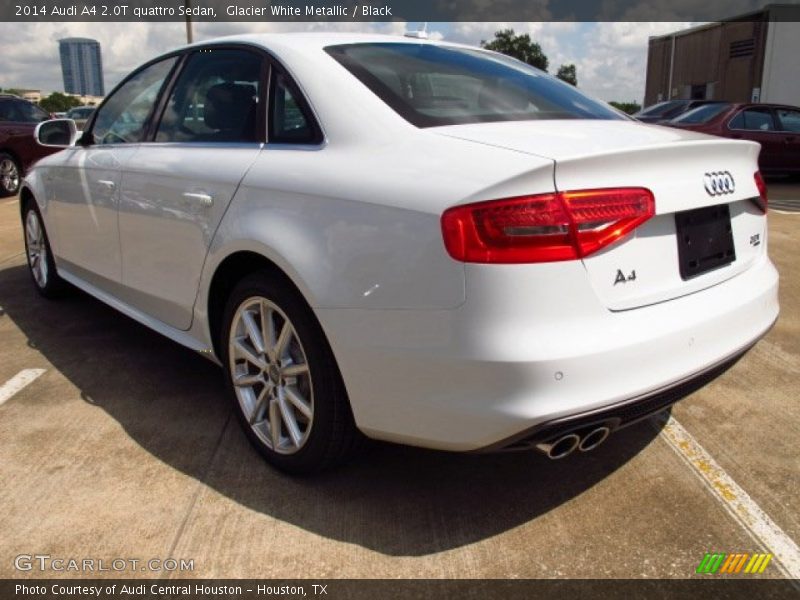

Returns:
205,249,316,361
0,147,23,173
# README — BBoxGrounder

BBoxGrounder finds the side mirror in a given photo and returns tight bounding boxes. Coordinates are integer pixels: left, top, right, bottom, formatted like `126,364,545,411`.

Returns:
34,119,79,148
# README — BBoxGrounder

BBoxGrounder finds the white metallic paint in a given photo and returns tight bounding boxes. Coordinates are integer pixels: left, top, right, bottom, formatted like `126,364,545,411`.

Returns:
21,33,779,452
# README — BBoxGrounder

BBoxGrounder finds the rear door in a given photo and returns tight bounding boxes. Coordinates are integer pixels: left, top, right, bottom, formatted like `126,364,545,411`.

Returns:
726,107,783,172
774,107,800,171
116,47,266,330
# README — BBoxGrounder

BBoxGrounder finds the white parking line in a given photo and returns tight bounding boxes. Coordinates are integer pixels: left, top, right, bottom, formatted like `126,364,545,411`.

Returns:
0,369,46,406
656,414,800,579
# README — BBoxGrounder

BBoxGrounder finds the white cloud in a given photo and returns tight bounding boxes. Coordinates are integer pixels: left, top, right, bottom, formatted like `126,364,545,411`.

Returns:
0,20,692,104
442,22,693,103
0,21,409,93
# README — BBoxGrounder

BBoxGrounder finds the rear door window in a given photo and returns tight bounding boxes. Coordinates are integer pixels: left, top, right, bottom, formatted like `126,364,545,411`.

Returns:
729,108,777,131
155,48,264,143
268,72,321,144
776,108,800,133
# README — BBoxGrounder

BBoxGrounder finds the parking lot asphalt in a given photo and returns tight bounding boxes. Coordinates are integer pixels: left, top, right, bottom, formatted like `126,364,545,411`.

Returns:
0,187,798,580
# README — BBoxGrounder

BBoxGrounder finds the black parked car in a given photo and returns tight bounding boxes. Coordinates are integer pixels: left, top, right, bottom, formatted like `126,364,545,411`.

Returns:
634,99,728,124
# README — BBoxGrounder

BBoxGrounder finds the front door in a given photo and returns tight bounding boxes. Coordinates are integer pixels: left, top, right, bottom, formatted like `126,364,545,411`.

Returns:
49,55,178,289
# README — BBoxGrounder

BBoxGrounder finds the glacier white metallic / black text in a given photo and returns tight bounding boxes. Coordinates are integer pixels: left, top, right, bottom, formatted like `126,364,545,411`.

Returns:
21,33,779,472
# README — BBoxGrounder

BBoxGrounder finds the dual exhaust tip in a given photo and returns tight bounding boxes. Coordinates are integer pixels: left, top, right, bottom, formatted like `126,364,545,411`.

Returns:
535,426,611,460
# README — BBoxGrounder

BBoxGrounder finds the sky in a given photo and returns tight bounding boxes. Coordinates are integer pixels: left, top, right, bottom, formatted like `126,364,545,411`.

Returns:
0,21,695,104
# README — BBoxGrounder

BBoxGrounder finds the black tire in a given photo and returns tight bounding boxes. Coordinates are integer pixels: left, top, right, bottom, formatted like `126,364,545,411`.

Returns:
22,201,67,298
221,270,363,474
0,152,21,198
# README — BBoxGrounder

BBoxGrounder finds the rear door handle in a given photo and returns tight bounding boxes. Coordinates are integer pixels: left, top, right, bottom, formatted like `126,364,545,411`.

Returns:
97,179,115,191
182,192,213,207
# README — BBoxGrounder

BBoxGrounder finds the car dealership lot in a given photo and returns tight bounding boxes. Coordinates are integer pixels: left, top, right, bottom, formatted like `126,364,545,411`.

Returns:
0,189,798,579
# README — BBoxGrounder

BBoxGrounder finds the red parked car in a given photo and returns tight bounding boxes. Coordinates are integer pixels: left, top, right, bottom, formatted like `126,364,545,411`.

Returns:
666,102,800,176
0,95,60,197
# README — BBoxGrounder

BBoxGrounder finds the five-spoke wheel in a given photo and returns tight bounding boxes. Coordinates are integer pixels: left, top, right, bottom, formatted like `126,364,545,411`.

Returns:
222,271,362,474
0,153,21,197
22,203,64,298
229,297,314,455
25,209,48,289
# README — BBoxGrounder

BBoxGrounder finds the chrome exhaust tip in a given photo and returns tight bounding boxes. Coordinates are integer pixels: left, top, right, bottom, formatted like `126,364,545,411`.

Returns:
578,426,611,452
535,433,581,460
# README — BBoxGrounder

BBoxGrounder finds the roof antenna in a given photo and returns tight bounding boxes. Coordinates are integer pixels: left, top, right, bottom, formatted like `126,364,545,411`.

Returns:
404,22,429,39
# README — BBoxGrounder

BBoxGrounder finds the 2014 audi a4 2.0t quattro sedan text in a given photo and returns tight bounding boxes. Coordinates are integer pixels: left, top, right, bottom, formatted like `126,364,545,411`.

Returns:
21,33,779,473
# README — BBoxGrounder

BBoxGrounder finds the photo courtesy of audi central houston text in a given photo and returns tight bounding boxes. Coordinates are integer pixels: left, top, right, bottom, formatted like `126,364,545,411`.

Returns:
18,33,780,473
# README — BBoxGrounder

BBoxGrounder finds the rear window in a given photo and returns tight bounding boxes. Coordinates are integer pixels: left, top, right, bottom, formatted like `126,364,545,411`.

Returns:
325,43,624,128
672,103,731,124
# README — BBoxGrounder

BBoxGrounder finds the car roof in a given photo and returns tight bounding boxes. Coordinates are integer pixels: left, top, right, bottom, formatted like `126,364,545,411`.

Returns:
174,32,477,61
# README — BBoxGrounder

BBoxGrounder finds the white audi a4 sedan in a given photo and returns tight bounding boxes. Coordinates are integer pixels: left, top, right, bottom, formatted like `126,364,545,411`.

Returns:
21,33,778,473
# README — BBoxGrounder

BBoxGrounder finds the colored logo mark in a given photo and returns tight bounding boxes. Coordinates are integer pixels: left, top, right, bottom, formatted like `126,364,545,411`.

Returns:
696,552,772,574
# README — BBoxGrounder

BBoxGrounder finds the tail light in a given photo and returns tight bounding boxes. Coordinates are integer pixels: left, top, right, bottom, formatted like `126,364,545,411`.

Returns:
441,187,655,263
753,171,768,213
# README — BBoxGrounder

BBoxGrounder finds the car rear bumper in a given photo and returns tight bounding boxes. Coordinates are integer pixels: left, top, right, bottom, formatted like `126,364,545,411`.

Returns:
316,254,779,451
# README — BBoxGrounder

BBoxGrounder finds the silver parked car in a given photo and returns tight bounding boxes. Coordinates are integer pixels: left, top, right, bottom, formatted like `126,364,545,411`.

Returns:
21,34,778,473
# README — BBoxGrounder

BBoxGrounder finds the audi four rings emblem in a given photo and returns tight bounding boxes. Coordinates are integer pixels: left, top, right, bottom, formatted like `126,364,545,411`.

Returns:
703,171,736,196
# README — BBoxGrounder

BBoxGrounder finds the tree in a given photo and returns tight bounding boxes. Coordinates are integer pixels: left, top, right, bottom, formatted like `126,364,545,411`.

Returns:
39,92,82,113
0,87,26,97
556,64,577,86
481,29,549,72
609,101,642,115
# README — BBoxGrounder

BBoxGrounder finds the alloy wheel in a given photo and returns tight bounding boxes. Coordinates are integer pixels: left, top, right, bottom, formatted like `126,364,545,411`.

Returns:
0,157,20,195
25,210,48,288
228,297,314,455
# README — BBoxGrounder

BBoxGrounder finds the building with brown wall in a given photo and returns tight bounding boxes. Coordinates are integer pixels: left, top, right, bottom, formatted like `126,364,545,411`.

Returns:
644,4,799,108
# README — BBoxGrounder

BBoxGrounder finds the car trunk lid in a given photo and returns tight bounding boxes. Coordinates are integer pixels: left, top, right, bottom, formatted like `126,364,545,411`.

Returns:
433,120,767,310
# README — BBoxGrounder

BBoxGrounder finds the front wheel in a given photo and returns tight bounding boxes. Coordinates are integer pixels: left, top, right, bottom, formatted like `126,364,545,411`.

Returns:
221,271,363,474
23,204,66,298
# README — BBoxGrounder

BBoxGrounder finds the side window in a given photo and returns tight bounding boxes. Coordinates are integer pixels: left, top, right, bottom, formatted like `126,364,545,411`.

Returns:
155,49,263,143
0,100,11,121
92,56,177,145
776,108,800,133
729,108,776,131
269,72,320,144
0,99,48,123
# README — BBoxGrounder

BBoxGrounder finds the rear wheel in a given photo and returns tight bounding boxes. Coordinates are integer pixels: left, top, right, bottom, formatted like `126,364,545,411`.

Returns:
23,203,65,298
0,153,21,197
221,271,363,474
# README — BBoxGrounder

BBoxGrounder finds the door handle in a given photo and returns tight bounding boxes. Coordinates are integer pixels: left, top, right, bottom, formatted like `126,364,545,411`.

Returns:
182,192,213,207
785,136,796,143
97,179,116,191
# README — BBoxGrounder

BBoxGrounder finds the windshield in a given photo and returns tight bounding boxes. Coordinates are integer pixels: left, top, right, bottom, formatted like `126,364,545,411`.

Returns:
635,100,685,118
325,43,624,127
69,108,93,118
672,103,731,124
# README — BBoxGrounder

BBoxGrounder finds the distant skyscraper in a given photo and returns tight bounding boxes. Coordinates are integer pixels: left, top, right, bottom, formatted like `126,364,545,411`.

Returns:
59,38,105,96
